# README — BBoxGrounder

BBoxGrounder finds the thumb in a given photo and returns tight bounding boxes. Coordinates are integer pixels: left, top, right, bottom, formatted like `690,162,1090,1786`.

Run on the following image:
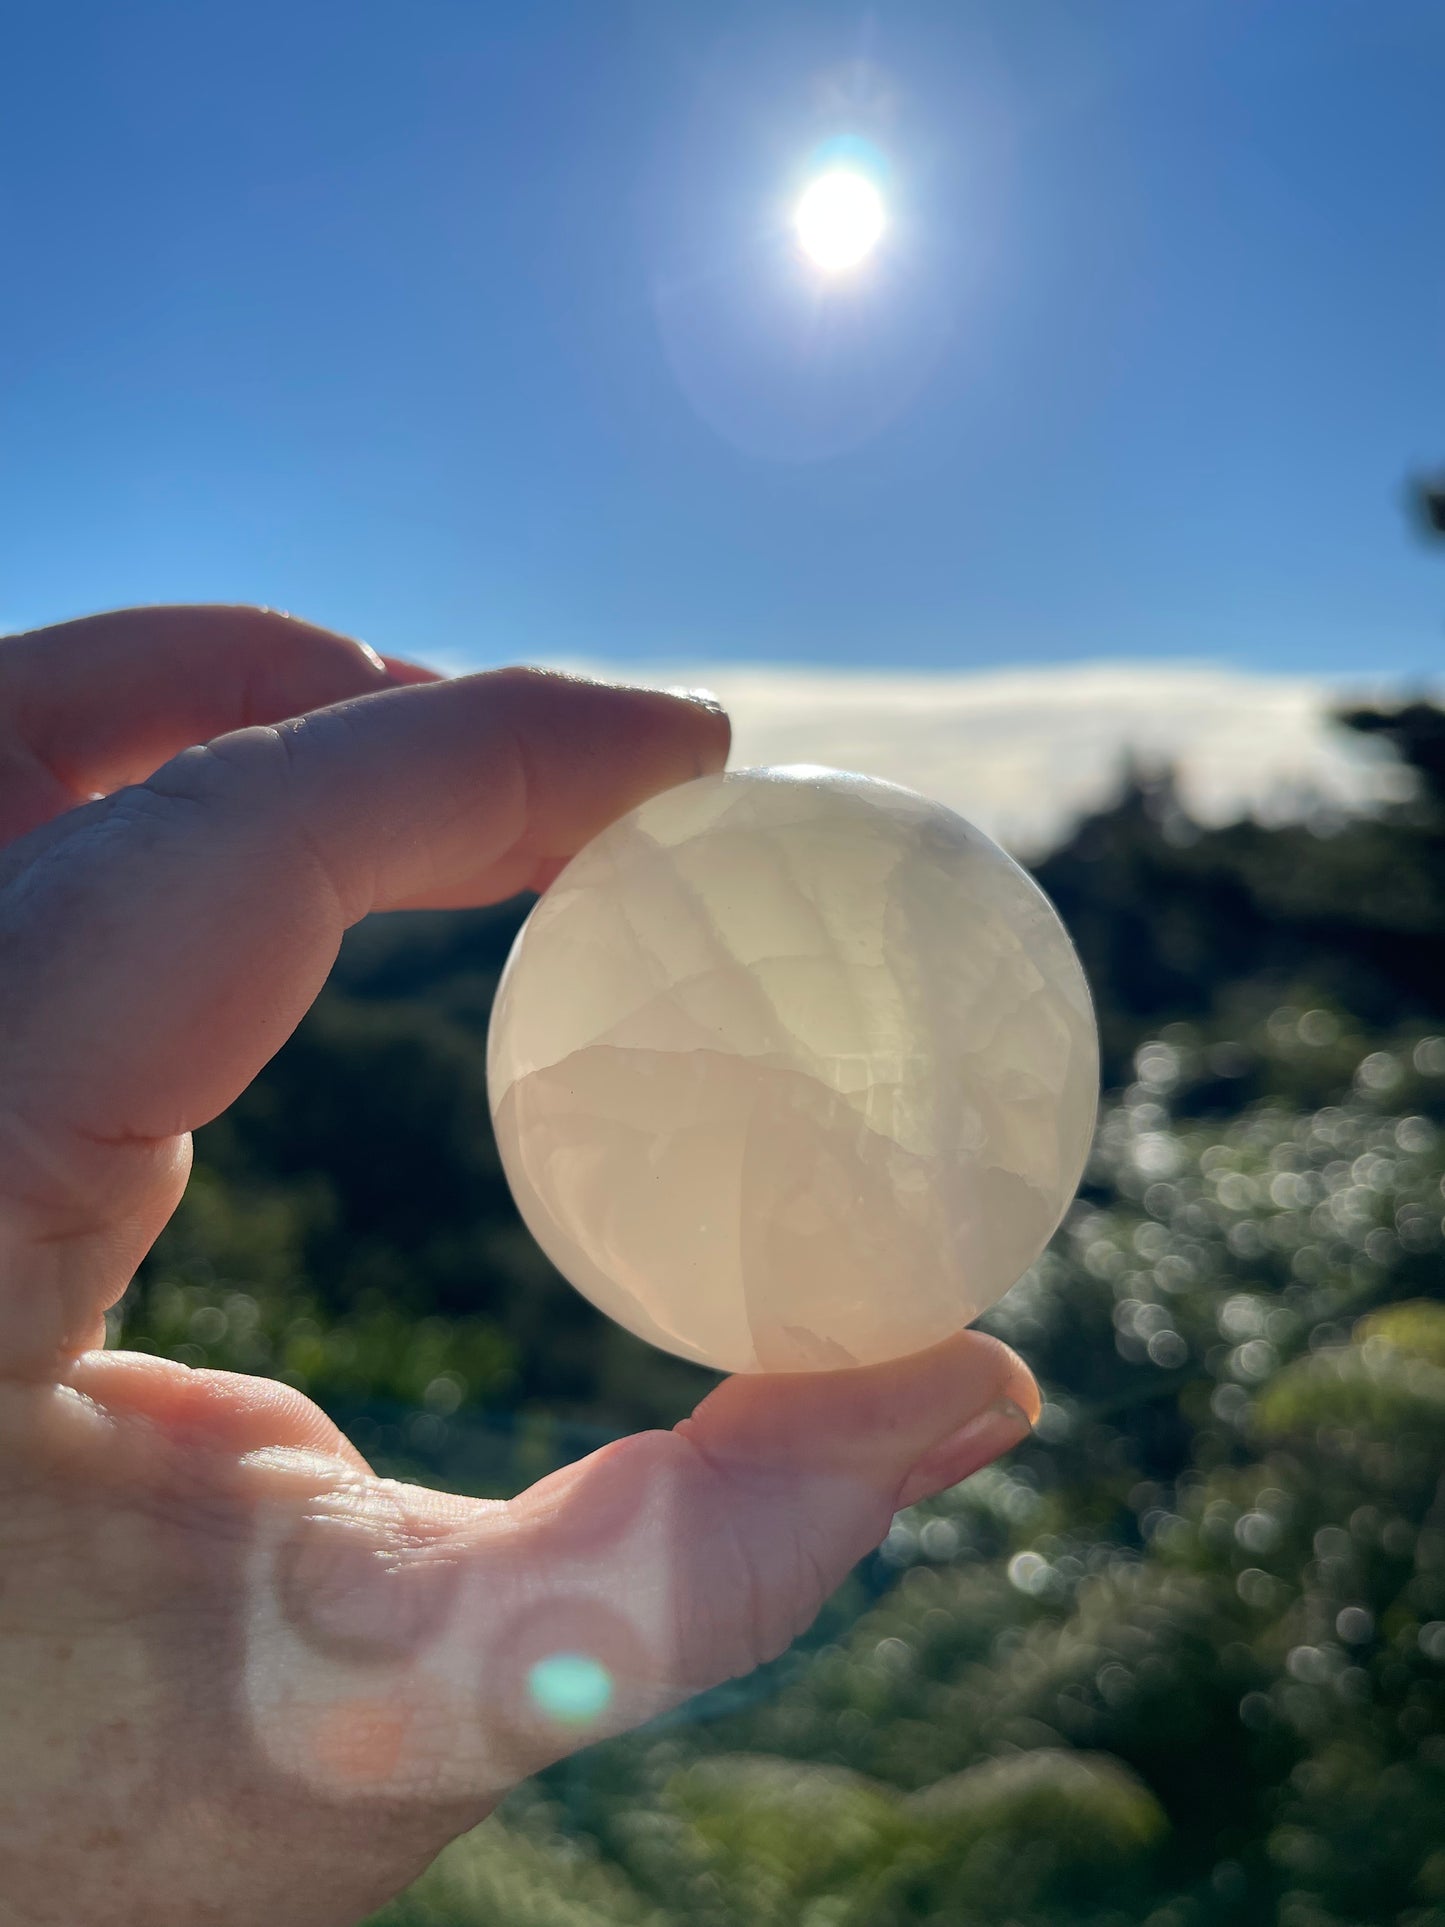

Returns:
659,1326,1040,1684
241,1331,1037,1804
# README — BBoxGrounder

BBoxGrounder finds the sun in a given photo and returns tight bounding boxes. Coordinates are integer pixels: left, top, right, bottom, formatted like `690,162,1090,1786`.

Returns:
794,168,886,274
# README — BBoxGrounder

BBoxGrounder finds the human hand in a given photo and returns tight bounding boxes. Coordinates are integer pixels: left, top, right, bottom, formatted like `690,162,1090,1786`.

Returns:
0,607,1040,1925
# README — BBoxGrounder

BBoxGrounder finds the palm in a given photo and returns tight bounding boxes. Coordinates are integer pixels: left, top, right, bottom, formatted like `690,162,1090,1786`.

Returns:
0,608,1035,1924
1,1358,479,1922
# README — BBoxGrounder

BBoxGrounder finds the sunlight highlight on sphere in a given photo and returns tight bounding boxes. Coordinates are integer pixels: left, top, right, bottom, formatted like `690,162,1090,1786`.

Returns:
795,169,886,272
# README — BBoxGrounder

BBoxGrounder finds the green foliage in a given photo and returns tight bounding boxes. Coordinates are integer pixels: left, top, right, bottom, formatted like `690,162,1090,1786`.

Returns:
114,1163,518,1419
1359,1299,1445,1368
107,702,1445,1923
1034,701,1445,1089
662,1755,911,1926
903,1750,1166,1915
367,1802,664,1927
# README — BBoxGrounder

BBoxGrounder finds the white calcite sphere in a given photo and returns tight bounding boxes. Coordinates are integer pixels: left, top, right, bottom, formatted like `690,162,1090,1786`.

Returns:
487,767,1098,1375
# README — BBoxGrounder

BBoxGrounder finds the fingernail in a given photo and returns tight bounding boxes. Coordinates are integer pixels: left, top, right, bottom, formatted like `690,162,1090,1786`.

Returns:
663,684,726,717
893,1397,1033,1511
354,639,387,674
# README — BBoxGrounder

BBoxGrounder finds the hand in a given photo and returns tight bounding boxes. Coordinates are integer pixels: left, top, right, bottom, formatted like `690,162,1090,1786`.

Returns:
0,607,1040,1925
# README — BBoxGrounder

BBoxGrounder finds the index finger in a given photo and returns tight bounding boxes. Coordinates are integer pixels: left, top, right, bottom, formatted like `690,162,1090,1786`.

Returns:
0,605,444,844
0,667,729,1374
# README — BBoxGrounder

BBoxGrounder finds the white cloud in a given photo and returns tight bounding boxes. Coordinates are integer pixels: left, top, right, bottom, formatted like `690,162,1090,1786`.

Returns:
548,658,1420,855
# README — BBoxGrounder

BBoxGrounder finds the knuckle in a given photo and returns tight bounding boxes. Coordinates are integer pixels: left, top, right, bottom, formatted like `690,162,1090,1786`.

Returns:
124,732,287,855
473,664,576,734
142,720,355,903
229,612,386,720
668,1428,841,1680
482,663,558,697
146,726,288,805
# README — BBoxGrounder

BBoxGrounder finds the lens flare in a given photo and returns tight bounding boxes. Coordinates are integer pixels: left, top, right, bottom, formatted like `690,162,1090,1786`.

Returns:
526,1652,614,1725
794,168,886,273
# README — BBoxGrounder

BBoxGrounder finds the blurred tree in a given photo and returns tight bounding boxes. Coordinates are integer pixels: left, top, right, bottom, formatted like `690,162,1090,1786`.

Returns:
1411,471,1445,541
1338,702,1445,813
1035,704,1445,1088
902,1750,1166,1917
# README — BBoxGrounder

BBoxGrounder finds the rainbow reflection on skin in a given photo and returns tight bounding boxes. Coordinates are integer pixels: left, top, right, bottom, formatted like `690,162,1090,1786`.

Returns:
238,1441,684,1799
237,1430,902,1801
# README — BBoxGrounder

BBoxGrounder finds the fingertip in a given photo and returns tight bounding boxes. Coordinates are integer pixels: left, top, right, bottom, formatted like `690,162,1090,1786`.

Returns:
657,685,732,776
893,1394,1036,1510
965,1330,1044,1428
527,855,571,894
474,666,732,856
682,1323,1040,1488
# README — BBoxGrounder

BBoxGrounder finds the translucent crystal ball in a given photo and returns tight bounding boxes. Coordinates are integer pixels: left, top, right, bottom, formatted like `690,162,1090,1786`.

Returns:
487,767,1098,1374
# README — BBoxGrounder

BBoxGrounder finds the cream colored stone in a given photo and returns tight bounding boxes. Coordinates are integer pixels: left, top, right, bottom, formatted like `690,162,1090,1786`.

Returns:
487,767,1098,1374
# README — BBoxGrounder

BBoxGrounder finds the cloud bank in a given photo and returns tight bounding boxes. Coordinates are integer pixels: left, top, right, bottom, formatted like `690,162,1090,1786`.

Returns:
545,660,1415,855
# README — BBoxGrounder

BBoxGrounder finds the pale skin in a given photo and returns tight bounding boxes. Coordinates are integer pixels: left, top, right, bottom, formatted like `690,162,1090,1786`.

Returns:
0,607,1040,1924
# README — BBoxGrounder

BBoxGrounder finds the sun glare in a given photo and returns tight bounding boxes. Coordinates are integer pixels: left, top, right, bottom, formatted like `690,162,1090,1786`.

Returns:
794,168,886,274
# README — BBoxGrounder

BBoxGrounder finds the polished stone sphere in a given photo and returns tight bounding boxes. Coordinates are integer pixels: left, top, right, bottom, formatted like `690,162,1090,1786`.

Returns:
487,767,1098,1374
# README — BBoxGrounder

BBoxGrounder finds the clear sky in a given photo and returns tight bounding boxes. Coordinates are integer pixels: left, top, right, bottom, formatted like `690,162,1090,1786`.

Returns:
4,0,1443,676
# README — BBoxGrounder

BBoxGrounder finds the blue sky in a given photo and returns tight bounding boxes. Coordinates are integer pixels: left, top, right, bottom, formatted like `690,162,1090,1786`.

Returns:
3,0,1443,676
